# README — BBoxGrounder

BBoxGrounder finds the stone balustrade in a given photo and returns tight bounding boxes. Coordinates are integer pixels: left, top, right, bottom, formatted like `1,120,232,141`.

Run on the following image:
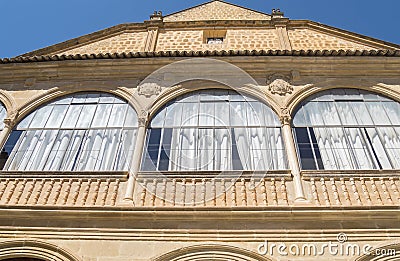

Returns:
0,171,399,208
133,171,293,207
303,172,400,207
0,173,126,207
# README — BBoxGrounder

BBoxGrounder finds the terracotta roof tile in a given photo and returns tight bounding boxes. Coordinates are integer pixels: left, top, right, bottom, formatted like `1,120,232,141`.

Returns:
1,49,399,64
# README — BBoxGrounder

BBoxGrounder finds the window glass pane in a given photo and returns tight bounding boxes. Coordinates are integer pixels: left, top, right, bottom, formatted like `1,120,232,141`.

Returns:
151,109,166,128
3,92,138,171
116,129,137,170
75,104,96,128
180,102,198,127
319,102,341,126
43,130,72,171
114,96,126,104
143,89,284,171
214,101,229,127
336,102,358,125
304,102,325,126
99,94,115,103
351,102,373,125
108,104,128,127
45,105,69,128
91,104,112,128
29,106,53,128
366,102,391,125
199,103,214,126
72,94,87,104
61,105,84,128
0,107,6,130
230,102,247,126
16,111,37,130
61,130,86,171
85,93,100,103
54,97,72,105
124,107,139,127
292,105,307,126
382,102,400,125
164,102,183,127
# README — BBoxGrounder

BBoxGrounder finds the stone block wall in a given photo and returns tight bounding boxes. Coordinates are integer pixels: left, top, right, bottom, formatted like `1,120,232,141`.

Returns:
288,28,374,50
156,29,280,52
156,30,204,52
226,29,280,50
60,31,148,55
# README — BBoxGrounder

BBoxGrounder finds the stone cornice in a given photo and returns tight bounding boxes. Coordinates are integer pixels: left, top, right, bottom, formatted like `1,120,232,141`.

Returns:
0,206,399,218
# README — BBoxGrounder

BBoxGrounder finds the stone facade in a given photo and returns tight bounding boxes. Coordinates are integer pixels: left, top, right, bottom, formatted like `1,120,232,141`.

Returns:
287,28,375,50
60,31,148,55
163,1,271,22
0,1,400,261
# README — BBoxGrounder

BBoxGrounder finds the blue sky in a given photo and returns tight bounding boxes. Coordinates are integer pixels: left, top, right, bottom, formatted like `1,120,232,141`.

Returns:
1,0,399,58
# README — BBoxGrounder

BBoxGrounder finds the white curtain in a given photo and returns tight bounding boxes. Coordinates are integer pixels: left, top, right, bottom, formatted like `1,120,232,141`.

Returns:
145,90,286,171
4,93,138,171
294,90,400,170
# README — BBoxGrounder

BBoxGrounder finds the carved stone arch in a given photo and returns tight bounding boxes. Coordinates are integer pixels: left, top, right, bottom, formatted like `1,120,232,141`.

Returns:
152,244,273,261
14,84,141,129
286,84,400,118
0,90,17,116
148,79,281,122
0,239,81,261
353,241,400,261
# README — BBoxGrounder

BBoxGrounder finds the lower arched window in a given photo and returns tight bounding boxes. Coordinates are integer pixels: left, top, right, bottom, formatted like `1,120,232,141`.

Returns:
293,88,400,170
141,89,287,171
2,93,138,171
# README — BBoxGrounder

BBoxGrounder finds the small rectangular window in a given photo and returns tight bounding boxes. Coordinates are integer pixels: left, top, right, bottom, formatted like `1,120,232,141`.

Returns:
207,37,224,44
203,30,227,44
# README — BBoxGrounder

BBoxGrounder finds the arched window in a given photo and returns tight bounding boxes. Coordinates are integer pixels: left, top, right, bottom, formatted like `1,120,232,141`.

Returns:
0,102,6,130
141,89,287,171
2,93,138,171
293,88,400,170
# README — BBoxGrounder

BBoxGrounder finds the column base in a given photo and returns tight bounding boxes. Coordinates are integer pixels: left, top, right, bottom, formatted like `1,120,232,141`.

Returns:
119,198,135,207
293,197,312,206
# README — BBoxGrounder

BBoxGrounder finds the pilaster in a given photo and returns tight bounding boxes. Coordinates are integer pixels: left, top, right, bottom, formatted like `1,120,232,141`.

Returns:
143,11,163,52
271,9,292,51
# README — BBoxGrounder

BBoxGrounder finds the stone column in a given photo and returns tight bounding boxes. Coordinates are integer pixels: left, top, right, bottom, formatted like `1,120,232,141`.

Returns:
280,113,307,202
123,111,148,203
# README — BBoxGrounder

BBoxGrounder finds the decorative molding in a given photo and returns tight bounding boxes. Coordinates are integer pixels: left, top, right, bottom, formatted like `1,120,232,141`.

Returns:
137,83,162,98
3,110,19,128
152,244,272,261
0,239,82,261
279,107,291,126
138,109,149,127
247,72,310,97
267,76,294,96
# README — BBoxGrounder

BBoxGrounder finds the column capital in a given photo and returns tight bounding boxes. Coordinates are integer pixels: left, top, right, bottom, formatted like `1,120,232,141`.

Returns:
279,108,292,126
3,110,19,129
138,110,149,127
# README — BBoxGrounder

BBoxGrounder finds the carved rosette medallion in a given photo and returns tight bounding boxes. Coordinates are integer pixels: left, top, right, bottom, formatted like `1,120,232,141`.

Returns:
137,83,162,98
267,75,293,96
